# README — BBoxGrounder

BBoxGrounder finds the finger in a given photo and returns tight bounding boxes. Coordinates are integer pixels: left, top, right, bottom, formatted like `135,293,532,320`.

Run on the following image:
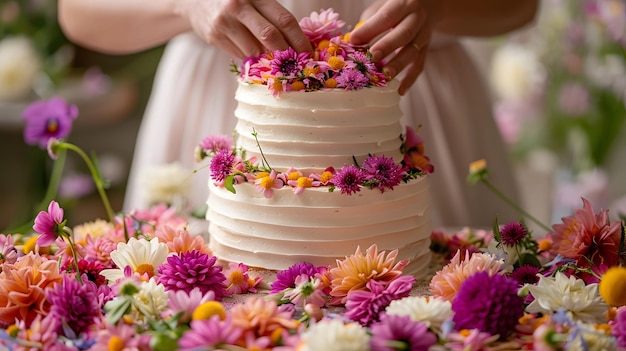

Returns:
227,23,266,57
369,9,426,63
398,56,427,96
238,6,290,51
382,23,431,80
248,0,312,53
349,0,416,46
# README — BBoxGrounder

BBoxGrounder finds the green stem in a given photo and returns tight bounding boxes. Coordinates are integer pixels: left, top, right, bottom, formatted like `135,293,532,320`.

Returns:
63,232,83,284
62,143,116,223
482,179,552,233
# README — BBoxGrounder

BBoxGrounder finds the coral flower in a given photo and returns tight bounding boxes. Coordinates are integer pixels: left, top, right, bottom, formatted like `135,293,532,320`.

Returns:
429,250,504,302
155,225,211,255
330,245,408,305
549,198,621,268
100,237,169,284
33,200,65,247
0,253,63,327
229,296,298,338
22,97,78,149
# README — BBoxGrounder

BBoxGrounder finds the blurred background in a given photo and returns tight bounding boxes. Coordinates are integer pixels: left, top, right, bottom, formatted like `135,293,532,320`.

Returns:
1,0,625,232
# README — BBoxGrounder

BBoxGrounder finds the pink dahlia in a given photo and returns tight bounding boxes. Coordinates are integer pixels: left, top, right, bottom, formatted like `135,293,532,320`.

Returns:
47,274,101,336
331,164,367,195
33,200,65,247
158,250,228,300
362,155,406,193
22,97,78,149
549,198,621,268
451,271,524,338
299,8,345,43
369,314,437,351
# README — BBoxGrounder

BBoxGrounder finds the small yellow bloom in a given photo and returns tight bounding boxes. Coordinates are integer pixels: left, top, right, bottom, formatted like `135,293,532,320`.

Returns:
291,81,305,91
320,171,334,184
271,80,283,93
469,159,487,174
325,78,338,89
192,301,226,321
317,39,330,51
260,176,275,189
599,266,626,306
327,56,345,70
22,235,38,254
288,171,302,181
256,171,269,179
108,336,125,351
297,177,313,188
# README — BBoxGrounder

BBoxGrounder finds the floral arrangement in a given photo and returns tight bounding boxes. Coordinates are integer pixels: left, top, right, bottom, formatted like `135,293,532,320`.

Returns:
234,8,388,96
194,128,433,199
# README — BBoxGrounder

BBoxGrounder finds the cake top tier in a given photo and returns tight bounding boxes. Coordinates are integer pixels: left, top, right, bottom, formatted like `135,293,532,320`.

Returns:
235,8,388,96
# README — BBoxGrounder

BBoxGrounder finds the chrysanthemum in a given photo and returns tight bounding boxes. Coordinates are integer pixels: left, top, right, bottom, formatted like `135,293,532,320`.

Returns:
12,314,60,350
510,264,540,286
90,320,151,351
331,164,367,195
349,51,377,74
155,225,211,255
361,155,406,192
283,275,327,308
77,258,107,286
452,271,524,338
100,237,169,284
179,315,243,351
33,200,65,247
271,262,325,294
270,48,310,77
385,296,453,335
300,318,370,351
335,68,370,90
47,274,101,336
158,250,228,300
167,287,216,323
83,235,117,268
198,134,232,155
549,198,621,268
499,221,528,246
210,148,236,182
330,245,408,305
22,97,78,149
526,272,608,324
229,296,298,338
0,234,18,266
299,8,345,43
444,329,500,351
344,275,415,326
0,253,62,327
611,306,626,348
73,218,114,243
429,250,504,302
132,277,169,320
369,314,437,351
224,262,261,295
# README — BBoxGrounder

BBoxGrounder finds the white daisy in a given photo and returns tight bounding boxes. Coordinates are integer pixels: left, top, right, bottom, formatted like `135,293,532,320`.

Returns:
301,319,370,351
385,296,452,335
132,277,169,321
100,237,169,284
526,272,608,324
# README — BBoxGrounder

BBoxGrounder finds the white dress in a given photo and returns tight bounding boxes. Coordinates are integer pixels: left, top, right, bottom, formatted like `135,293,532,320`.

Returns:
124,0,522,228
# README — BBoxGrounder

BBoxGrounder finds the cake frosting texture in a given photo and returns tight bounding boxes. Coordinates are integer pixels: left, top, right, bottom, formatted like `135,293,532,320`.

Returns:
207,81,432,277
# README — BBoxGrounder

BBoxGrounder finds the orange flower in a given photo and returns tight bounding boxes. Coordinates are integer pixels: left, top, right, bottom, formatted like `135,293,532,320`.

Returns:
229,296,298,340
155,225,211,255
329,244,408,305
0,253,63,328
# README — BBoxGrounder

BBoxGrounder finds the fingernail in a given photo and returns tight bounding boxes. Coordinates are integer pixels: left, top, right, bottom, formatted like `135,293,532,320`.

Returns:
371,49,383,62
384,67,396,80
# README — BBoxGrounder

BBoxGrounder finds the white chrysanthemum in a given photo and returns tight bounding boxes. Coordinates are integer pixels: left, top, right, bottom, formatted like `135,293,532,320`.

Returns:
132,278,169,320
526,272,608,324
490,42,544,102
100,237,169,284
141,163,191,207
385,296,452,335
73,219,114,242
301,319,370,351
0,36,41,100
567,322,617,351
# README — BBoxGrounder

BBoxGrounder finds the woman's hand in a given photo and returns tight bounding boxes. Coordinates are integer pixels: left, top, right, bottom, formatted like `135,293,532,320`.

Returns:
177,0,312,58
349,0,433,95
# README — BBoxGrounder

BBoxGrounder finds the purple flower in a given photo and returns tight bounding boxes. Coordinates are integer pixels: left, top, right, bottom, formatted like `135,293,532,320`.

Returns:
210,148,236,182
179,315,243,351
499,221,528,246
452,271,524,338
370,314,437,351
331,164,367,195
612,306,626,348
510,264,540,286
349,51,377,74
47,274,101,336
33,200,65,247
335,68,370,90
362,155,406,193
344,275,415,327
158,250,228,300
22,97,78,149
270,262,324,294
199,135,233,154
270,48,310,77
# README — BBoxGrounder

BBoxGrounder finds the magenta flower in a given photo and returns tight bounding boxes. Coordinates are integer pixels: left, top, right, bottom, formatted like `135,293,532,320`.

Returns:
283,275,327,308
510,264,540,286
179,315,243,351
270,262,326,294
336,68,370,90
344,275,415,327
331,164,367,195
499,221,528,246
0,234,18,265
76,259,107,287
210,148,236,182
46,274,101,336
22,97,78,149
611,306,626,348
199,134,232,154
451,271,524,338
362,155,406,193
370,314,437,351
33,200,66,247
270,48,310,77
349,51,377,74
158,250,228,300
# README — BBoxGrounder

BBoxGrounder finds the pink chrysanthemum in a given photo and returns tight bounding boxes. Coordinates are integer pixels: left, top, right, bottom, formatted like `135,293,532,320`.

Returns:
155,225,211,255
179,315,243,351
549,197,621,268
299,8,345,43
331,164,367,195
13,314,60,350
270,262,328,294
33,200,65,247
499,221,529,246
270,48,310,77
369,314,437,351
452,271,524,338
47,274,102,336
158,250,228,300
210,148,236,182
335,68,370,90
83,235,116,267
349,51,377,74
429,250,504,302
362,155,406,192
344,275,415,326
198,135,232,154
22,97,78,149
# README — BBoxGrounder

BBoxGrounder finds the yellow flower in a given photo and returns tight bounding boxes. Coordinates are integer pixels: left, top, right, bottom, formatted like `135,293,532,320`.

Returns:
192,301,226,321
599,266,626,306
469,159,487,174
327,56,345,70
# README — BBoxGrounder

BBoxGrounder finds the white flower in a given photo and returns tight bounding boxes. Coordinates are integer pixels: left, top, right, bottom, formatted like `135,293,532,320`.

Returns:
100,237,169,284
141,162,191,207
301,319,370,351
490,43,544,102
567,322,617,351
132,278,169,320
526,272,608,324
0,36,41,100
385,296,452,335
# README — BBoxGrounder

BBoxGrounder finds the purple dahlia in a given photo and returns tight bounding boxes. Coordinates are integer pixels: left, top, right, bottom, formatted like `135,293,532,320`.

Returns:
47,274,101,336
370,314,437,351
158,250,228,300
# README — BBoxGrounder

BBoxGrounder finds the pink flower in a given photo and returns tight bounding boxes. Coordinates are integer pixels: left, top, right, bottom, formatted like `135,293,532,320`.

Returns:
90,320,152,351
33,200,65,247
299,8,346,43
0,234,18,266
331,164,366,195
167,287,216,323
224,262,262,295
22,97,78,149
179,315,243,351
254,170,284,198
283,275,327,308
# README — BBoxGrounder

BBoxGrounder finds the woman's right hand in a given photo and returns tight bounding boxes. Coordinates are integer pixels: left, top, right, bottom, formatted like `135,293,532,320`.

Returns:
177,0,312,58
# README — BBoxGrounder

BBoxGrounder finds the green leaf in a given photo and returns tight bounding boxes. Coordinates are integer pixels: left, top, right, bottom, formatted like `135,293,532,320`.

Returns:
224,175,237,194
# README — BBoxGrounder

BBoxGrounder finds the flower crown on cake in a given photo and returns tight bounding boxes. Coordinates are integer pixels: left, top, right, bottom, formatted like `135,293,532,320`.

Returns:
233,8,388,96
195,126,434,199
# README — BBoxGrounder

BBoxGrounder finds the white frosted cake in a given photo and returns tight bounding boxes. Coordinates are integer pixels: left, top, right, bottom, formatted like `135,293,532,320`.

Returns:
201,8,433,277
